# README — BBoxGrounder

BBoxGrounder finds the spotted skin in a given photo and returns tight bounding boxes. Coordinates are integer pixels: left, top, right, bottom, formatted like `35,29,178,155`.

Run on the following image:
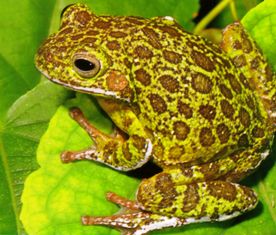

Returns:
35,4,275,235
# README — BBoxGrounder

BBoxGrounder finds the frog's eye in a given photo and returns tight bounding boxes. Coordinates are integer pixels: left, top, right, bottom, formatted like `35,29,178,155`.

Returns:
60,4,74,18
73,55,101,78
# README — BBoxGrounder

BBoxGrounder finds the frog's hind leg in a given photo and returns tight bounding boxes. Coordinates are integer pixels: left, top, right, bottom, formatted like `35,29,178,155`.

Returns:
136,172,258,226
221,139,273,182
221,21,276,130
82,174,257,234
81,158,258,234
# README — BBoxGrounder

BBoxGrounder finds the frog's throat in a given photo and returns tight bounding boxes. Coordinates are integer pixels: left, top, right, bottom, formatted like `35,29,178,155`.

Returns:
50,77,131,103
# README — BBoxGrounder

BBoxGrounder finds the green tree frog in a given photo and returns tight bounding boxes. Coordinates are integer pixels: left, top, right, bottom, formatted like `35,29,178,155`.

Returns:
35,4,276,235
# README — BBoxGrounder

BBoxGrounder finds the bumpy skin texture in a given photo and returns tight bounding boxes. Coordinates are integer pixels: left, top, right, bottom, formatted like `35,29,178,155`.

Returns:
35,4,276,235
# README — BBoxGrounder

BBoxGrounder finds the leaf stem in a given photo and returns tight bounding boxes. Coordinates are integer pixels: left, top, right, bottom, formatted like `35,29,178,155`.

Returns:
229,0,239,21
193,0,234,34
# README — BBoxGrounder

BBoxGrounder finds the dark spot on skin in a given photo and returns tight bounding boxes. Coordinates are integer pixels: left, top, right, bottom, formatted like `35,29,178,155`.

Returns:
103,141,118,161
220,57,232,69
125,17,145,25
163,50,182,64
265,65,273,81
94,20,111,29
75,11,92,26
81,37,97,44
122,142,132,161
134,46,153,59
199,162,220,180
216,124,230,144
239,108,251,128
191,72,213,94
213,146,228,160
233,54,246,67
226,73,242,94
155,173,177,208
239,73,251,89
159,75,179,93
106,41,120,50
177,101,193,119
56,46,67,53
220,100,234,120
123,116,134,129
219,84,233,99
142,27,162,49
240,186,258,207
246,95,255,110
238,134,249,147
182,184,199,212
250,56,261,70
110,31,127,38
242,37,253,53
71,34,84,40
191,50,215,71
58,27,73,35
233,40,242,50
120,84,134,100
169,145,185,160
148,94,167,114
173,121,190,140
152,143,164,159
199,104,216,120
135,69,151,86
87,30,99,36
252,126,265,138
180,166,193,178
158,25,181,37
199,127,215,147
124,58,132,68
208,181,237,201
132,135,146,150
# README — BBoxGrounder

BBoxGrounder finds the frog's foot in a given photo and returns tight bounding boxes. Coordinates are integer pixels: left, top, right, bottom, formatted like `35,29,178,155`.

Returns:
82,192,187,235
61,107,152,171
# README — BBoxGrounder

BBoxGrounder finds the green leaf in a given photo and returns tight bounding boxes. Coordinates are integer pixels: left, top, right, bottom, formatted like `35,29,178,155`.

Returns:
0,81,71,234
241,0,276,70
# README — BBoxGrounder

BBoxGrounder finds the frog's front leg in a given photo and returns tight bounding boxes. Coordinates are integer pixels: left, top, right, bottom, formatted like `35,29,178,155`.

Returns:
61,98,152,171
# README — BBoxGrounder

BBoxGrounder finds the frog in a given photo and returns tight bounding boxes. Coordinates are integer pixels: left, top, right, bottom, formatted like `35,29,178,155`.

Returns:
35,3,276,235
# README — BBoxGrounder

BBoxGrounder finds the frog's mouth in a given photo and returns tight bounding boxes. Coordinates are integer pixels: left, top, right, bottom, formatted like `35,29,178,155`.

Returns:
44,73,130,103
52,77,121,97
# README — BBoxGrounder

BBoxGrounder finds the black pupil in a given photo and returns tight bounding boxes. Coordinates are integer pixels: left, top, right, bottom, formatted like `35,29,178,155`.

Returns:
74,59,95,71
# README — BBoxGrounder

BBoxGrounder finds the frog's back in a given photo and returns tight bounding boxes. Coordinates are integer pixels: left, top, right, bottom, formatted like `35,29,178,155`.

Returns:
128,17,269,166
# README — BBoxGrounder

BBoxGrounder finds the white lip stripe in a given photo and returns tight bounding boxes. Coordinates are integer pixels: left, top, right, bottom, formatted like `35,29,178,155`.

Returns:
50,78,131,102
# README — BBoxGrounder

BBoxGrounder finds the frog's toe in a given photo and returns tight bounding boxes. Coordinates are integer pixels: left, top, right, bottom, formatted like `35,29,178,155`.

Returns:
69,107,83,119
60,147,98,163
60,151,74,163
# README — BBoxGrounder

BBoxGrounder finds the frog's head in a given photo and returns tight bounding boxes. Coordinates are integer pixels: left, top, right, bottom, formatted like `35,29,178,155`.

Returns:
35,4,135,102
